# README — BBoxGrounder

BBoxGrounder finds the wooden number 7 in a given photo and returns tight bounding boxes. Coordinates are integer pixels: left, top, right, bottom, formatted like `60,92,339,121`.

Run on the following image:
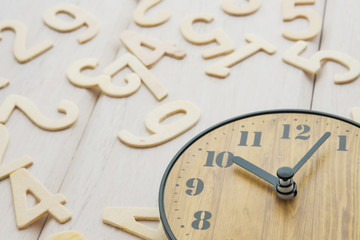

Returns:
0,95,79,131
0,20,54,63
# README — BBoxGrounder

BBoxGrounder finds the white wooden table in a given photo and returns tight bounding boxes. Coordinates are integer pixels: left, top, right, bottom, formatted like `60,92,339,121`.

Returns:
0,0,359,239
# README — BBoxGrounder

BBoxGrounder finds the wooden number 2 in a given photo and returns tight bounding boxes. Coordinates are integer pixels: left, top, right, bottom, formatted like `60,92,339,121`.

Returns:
43,4,99,44
222,0,262,16
46,231,86,240
0,124,33,181
67,54,168,101
103,207,167,240
133,0,171,27
282,0,321,41
0,95,79,131
0,20,54,63
282,41,360,84
10,168,72,229
180,13,235,59
118,100,201,148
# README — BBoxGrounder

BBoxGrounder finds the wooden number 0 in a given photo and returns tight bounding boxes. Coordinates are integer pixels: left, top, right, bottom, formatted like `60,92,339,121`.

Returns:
0,20,54,63
0,95,79,131
118,100,201,147
43,4,99,44
133,0,171,27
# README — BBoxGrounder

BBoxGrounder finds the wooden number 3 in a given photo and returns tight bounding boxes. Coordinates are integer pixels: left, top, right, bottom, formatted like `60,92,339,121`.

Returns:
0,95,79,131
118,100,201,148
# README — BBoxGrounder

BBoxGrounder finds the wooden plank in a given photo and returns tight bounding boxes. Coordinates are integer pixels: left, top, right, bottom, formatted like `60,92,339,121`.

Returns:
38,0,325,239
0,0,136,239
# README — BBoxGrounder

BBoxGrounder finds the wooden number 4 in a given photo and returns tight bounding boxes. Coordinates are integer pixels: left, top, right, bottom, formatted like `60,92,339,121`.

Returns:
10,168,72,230
103,207,167,240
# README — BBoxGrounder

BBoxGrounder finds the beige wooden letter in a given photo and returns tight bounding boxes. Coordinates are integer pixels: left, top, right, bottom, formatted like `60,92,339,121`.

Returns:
351,108,360,123
118,100,201,148
120,30,186,68
0,124,33,181
0,78,9,89
46,231,86,240
180,14,235,59
0,95,79,131
101,54,167,101
43,4,99,44
0,20,53,63
222,0,262,16
206,34,277,78
10,168,72,229
103,207,166,240
282,0,321,41
283,41,360,84
133,0,170,27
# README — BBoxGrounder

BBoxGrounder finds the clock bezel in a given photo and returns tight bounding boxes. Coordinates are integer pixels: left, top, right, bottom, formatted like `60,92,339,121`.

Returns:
158,109,360,240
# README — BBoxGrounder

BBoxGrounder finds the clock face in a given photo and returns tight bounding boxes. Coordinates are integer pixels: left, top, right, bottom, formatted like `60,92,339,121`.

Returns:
159,110,360,240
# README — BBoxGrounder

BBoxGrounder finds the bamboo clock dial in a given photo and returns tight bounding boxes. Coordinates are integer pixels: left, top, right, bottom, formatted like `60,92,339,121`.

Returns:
159,110,360,240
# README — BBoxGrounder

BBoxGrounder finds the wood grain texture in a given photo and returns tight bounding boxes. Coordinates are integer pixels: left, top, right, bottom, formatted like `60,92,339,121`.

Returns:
1,0,359,239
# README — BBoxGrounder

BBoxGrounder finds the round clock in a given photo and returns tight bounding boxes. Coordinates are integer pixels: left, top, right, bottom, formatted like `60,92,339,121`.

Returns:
159,110,360,239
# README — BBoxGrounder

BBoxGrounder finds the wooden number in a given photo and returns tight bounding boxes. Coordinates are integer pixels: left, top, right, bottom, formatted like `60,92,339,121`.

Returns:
0,20,53,63
67,55,167,100
282,0,321,41
133,0,170,27
46,231,86,240
43,4,99,44
351,107,360,123
120,30,186,68
118,100,201,148
206,34,277,78
0,78,9,89
0,124,33,181
282,41,360,84
222,0,262,16
180,13,235,59
103,207,167,240
0,95,79,131
10,168,72,230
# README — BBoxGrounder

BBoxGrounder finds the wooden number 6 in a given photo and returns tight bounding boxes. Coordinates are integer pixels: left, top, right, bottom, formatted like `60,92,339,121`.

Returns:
118,100,201,148
0,95,79,131
43,4,99,44
0,20,54,63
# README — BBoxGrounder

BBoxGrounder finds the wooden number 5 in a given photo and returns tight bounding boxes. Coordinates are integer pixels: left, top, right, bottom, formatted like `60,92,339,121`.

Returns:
0,20,54,63
43,4,99,44
0,95,79,131
282,0,322,41
119,100,201,147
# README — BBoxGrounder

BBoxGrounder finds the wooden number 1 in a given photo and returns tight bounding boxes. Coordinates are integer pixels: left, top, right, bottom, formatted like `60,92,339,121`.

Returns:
0,20,54,63
0,95,79,131
103,207,167,240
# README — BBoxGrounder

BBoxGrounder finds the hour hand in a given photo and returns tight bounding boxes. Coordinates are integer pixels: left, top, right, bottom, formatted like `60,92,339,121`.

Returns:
232,156,278,186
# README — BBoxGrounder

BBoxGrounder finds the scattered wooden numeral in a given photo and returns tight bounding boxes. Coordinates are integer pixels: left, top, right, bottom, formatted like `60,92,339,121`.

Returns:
43,4,99,44
0,95,79,131
120,30,186,68
351,107,360,123
222,0,262,16
282,41,360,84
46,231,86,240
133,0,170,27
118,100,201,147
206,34,277,78
10,168,72,230
67,54,168,101
0,20,54,63
282,0,321,41
180,13,235,59
0,78,9,89
103,207,166,240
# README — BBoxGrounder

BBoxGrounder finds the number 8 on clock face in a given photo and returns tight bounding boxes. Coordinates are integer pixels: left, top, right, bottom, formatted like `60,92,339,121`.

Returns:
159,110,360,240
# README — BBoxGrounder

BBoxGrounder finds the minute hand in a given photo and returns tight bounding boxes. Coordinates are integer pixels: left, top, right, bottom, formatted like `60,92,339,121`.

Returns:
292,132,331,173
232,156,278,185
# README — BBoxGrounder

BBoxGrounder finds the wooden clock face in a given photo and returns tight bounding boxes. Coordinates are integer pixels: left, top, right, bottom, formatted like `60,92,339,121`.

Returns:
159,110,360,240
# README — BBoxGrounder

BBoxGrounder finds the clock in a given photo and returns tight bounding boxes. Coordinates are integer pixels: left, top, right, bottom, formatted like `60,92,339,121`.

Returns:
159,109,360,239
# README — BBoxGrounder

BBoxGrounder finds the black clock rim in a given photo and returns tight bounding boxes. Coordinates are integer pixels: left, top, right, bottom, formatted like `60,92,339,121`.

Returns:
158,109,360,240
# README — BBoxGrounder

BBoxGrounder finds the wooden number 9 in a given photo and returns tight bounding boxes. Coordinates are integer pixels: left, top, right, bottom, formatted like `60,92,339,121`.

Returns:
43,4,99,44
